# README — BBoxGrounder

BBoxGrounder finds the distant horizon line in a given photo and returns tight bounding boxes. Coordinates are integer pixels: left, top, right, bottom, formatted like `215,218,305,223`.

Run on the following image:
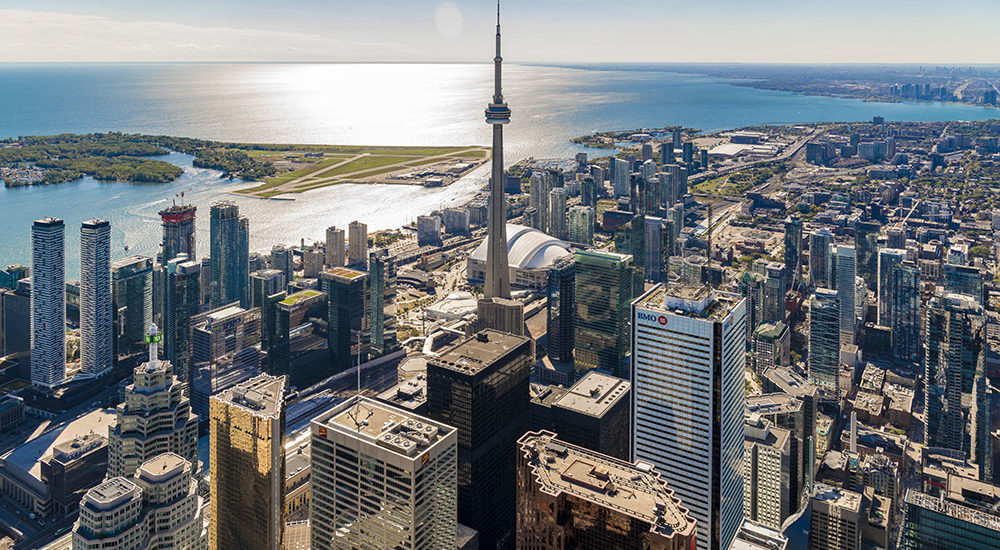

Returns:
1,60,999,67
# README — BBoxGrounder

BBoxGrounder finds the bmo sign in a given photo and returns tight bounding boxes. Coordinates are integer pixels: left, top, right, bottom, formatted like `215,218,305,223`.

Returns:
636,309,668,327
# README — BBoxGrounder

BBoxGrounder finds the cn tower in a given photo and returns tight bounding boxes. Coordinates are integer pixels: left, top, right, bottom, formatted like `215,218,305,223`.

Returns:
484,1,512,300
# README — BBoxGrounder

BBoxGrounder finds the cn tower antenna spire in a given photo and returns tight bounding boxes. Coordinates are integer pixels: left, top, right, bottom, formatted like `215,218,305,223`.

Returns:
484,0,512,300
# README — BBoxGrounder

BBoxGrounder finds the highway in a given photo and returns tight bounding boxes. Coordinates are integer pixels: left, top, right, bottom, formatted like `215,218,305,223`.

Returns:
690,127,822,185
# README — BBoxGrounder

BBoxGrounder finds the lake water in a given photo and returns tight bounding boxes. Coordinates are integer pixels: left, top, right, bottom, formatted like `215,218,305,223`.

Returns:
1,62,998,275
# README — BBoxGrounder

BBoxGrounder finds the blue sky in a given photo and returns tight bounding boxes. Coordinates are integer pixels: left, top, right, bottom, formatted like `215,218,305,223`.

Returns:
0,0,997,63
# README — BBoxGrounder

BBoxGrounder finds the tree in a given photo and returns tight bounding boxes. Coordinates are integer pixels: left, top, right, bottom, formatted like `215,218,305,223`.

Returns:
969,245,991,260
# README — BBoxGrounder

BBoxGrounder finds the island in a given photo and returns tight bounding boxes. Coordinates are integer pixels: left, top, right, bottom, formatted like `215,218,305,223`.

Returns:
0,133,490,199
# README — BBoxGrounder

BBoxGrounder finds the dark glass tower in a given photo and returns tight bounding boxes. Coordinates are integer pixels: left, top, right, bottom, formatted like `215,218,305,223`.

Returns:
209,201,249,309
320,267,367,372
546,256,575,364
426,329,532,550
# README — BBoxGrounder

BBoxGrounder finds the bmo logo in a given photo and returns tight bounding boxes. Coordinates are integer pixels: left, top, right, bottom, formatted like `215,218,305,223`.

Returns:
637,311,668,326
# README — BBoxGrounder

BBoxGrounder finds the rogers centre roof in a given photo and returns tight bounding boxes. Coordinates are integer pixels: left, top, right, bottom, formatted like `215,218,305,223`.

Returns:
469,224,572,270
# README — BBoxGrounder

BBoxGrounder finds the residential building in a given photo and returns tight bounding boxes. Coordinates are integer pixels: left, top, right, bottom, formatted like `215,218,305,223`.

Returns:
325,226,345,267
568,205,594,245
158,203,196,265
548,187,568,239
348,220,367,268
876,248,907,326
209,201,250,308
417,214,443,247
164,256,201,385
631,283,747,550
31,217,66,388
809,229,834,289
808,289,841,407
831,244,856,345
111,256,153,358
79,219,112,377
888,261,921,363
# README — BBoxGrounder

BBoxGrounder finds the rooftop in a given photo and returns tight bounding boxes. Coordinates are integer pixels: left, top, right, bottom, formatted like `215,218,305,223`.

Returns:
214,374,286,418
2,408,115,485
754,321,788,341
812,483,862,513
746,393,802,416
518,431,696,540
636,283,742,323
761,367,817,398
553,371,630,418
315,396,454,460
469,224,573,270
905,488,1000,532
432,329,530,375
207,305,246,322
279,289,324,307
83,477,139,511
321,267,366,282
136,452,187,484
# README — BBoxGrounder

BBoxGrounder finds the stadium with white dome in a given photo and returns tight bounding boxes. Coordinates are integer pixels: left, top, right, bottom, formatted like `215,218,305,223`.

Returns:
466,224,574,290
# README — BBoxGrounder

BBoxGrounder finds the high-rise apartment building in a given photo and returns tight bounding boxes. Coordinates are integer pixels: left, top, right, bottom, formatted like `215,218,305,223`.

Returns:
164,255,201,385
631,283,746,550
832,244,856,345
743,414,792,530
31,217,66,389
426,329,532,550
611,157,630,198
888,260,920,363
516,431,697,550
319,267,367,372
548,187,568,239
111,255,153,358
853,220,880,292
808,289,841,407
325,226,345,267
808,229,834,288
159,203,197,264
944,262,986,305
210,374,287,550
574,250,635,378
270,244,294,283
80,219,112,377
924,292,989,468
876,248,907,326
107,325,199,479
368,249,395,356
209,201,249,308
73,453,206,550
567,205,595,245
348,220,368,268
310,397,458,550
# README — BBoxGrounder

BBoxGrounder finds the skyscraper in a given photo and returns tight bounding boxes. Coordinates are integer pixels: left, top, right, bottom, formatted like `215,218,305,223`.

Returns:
611,157,629,198
808,288,840,407
876,248,907,326
784,217,802,289
426,329,532,550
319,267,367,371
368,249,395,356
111,255,153,358
574,250,635,378
484,7,512,301
567,205,595,245
309,397,458,550
164,256,201,385
270,244,293,283
209,201,249,308
107,324,199,479
548,186,568,239
854,220,880,292
546,256,575,365
808,229,833,288
743,414,792,530
324,226,345,267
73,453,206,550
159,203,196,264
832,244,856,345
631,283,746,550
516,431,697,550
210,374,287,550
80,219,112,377
31,217,66,389
347,220,368,268
888,261,920,363
923,292,988,458
189,304,262,419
